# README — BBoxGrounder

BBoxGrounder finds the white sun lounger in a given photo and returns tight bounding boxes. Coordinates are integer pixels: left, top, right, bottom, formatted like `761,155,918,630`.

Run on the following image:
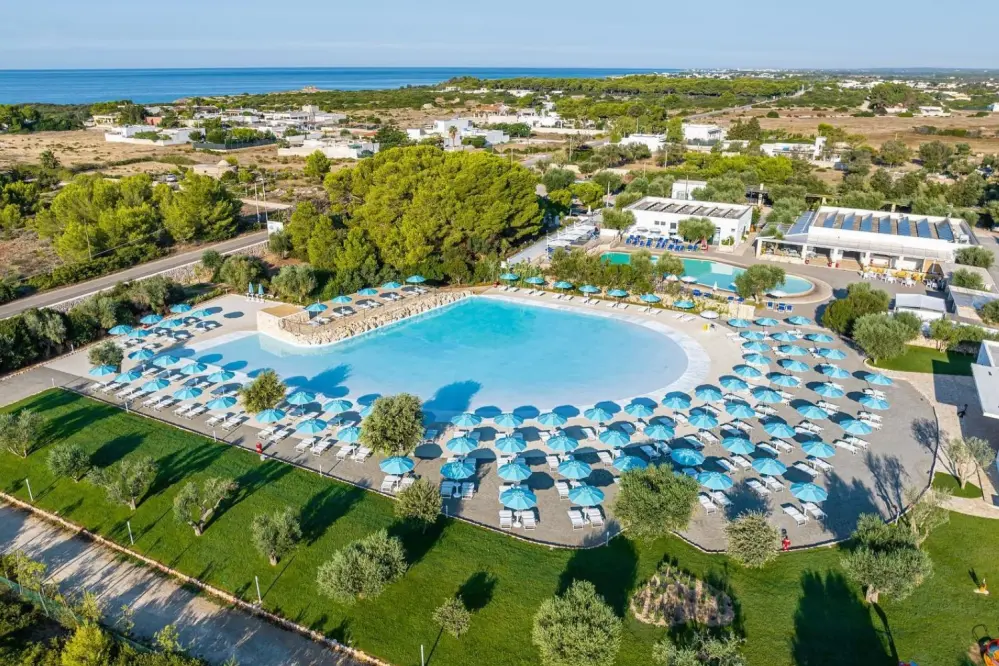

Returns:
808,456,834,472
462,482,475,499
336,445,355,461
771,439,793,453
757,443,780,457
351,446,371,462
845,436,869,449
747,479,771,497
381,475,401,493
762,476,785,492
733,455,752,469
567,509,585,530
802,502,827,519
716,458,736,473
153,398,175,411
697,430,718,444
640,444,661,459
710,491,731,506
698,494,718,513
222,414,246,431
782,504,808,526
206,413,228,427
295,437,315,452
521,510,537,530
174,403,195,417
596,450,615,465
185,405,207,419
500,510,514,530
555,481,570,500
834,440,858,454
546,455,560,470
311,439,332,455
793,461,819,477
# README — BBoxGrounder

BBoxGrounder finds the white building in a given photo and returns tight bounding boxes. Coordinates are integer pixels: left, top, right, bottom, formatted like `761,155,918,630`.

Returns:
892,293,947,322
760,137,826,160
619,134,665,152
989,102,999,113
277,138,378,160
972,341,999,420
407,118,509,147
104,125,196,146
624,197,753,246
919,106,950,117
671,179,708,201
682,123,727,143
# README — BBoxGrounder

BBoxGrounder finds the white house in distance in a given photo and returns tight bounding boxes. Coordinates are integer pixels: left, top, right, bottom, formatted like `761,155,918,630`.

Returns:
989,102,999,113
671,179,708,201
919,106,950,117
623,197,753,246
278,138,379,160
760,137,827,160
972,340,999,420
682,123,727,143
406,118,509,148
104,125,196,146
619,134,665,152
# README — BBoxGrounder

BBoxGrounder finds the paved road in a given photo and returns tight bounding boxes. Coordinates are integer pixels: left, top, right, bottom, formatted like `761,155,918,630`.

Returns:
0,231,268,320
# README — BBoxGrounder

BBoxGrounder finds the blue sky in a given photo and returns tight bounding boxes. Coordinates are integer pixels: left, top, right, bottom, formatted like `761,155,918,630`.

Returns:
1,0,996,70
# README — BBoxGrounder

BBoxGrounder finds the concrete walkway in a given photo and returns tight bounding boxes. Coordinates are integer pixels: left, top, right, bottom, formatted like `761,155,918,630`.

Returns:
0,503,355,666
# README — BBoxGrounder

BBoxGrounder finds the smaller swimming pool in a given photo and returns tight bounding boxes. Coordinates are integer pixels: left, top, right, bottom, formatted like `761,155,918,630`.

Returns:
600,253,814,295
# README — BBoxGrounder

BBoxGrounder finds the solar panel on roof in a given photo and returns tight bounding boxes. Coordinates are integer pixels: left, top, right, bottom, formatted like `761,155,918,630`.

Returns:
860,215,873,233
916,219,932,239
823,214,836,228
897,218,911,237
878,218,892,234
937,222,954,241
788,212,812,235
841,214,855,231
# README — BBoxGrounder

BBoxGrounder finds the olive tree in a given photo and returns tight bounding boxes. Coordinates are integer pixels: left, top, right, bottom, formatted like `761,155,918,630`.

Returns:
726,511,780,568
852,313,911,363
251,508,302,565
239,369,286,413
359,394,424,456
733,264,786,301
0,410,46,458
395,478,442,529
47,442,90,481
658,252,684,277
433,596,471,639
945,436,993,489
842,514,932,604
88,457,157,510
316,530,407,604
902,486,950,546
677,217,716,243
532,580,622,666
87,340,124,370
173,477,238,536
955,246,995,269
613,465,699,540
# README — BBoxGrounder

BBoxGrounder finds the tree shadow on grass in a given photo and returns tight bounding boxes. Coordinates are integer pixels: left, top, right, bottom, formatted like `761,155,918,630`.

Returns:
457,571,498,612
233,459,293,506
791,571,893,666
90,434,145,469
149,444,228,496
299,484,366,545
557,535,638,616
389,517,448,569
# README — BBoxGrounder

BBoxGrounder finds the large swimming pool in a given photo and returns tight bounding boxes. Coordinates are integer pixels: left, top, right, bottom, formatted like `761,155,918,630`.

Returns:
600,253,814,295
187,297,699,415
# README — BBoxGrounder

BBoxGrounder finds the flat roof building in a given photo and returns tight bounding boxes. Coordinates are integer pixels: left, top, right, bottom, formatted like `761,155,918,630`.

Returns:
893,293,947,321
972,341,999,420
624,197,752,246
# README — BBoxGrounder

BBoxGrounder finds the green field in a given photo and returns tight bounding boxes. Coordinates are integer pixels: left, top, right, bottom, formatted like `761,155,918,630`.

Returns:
1,390,996,666
933,471,985,499
873,346,974,376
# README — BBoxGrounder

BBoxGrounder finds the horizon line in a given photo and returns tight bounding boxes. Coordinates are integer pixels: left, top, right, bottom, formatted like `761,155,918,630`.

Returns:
2,65,998,73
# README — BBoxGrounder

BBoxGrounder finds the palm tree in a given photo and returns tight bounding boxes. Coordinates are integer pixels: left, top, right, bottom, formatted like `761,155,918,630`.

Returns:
448,125,458,149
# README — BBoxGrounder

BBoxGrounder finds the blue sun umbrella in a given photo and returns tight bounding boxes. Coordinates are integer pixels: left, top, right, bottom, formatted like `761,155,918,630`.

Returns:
688,409,719,429
441,460,475,480
742,341,770,353
787,315,813,326
568,484,605,507
538,411,567,427
180,362,207,376
768,373,800,388
206,370,235,383
662,392,691,410
725,401,756,419
695,385,723,402
607,289,628,298
791,482,828,502
494,412,524,429
674,299,695,309
579,284,600,294
161,319,184,329
625,402,655,419
142,378,170,392
380,456,415,475
553,280,573,290
170,303,192,314
381,281,402,289
817,348,847,360
557,458,592,480
128,329,152,339
640,293,661,303
296,418,328,434
305,302,328,313
115,369,142,383
813,382,845,399
802,440,836,458
820,364,850,379
720,376,750,391
805,332,835,343
584,406,613,423
796,403,828,420
358,288,380,296
498,461,532,482
763,419,796,438
451,412,482,427
741,330,767,341
255,408,286,424
780,359,810,373
140,314,163,325
525,276,546,286
859,395,890,410
733,364,763,379
752,387,783,404
752,457,788,476
173,386,203,401
324,399,353,414
722,436,755,455
500,486,538,510
547,434,579,453
743,354,770,367
152,355,180,368
779,345,808,356
500,272,520,281
89,364,117,377
495,434,527,454
109,324,133,336
207,395,237,410
287,390,317,406
756,317,779,327
406,275,427,284
670,448,705,467
129,348,156,361
771,331,798,343
446,435,478,455
331,295,352,304
645,423,675,440
338,426,362,443
246,282,254,295
613,455,648,472
841,419,874,435
697,471,734,491
865,372,894,386
600,429,631,448
188,309,210,319
728,318,751,328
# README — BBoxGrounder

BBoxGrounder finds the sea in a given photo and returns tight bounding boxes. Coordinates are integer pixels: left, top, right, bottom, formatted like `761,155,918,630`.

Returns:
0,67,672,105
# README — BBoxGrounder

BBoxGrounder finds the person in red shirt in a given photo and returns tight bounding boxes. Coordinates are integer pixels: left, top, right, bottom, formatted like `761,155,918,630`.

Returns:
255,441,265,460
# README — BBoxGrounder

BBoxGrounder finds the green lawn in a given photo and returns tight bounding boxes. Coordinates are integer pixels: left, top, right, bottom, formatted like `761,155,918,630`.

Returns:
933,471,984,499
873,345,974,376
1,390,995,666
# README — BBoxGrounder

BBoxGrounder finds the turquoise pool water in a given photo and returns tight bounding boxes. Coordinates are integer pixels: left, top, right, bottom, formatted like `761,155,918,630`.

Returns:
600,253,814,295
188,297,690,414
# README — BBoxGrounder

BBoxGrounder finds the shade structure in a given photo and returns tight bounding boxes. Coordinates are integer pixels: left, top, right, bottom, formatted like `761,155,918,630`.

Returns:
742,354,770,367
583,406,613,423
188,309,210,319
499,272,520,281
674,300,695,309
763,419,796,438
109,324,133,336
207,396,237,410
558,458,592,480
700,310,720,320
787,315,813,326
494,412,524,429
160,319,184,330
722,436,755,455
305,302,328,313
338,426,362,443
579,284,600,294
817,347,848,360
680,276,698,284
779,358,810,373
859,395,890,410
733,364,763,379
768,373,800,388
451,412,482,427
537,411,567,427
130,327,154,338
662,392,691,410
331,295,352,304
644,423,675,440
256,284,265,296
796,403,828,420
756,317,779,327
728,318,751,328
553,281,574,290
381,281,403,289
670,448,705,467
207,370,235,383
752,387,783,404
865,372,894,386
820,364,850,379
805,333,835,343
170,303,192,314
498,461,532,482
140,314,163,325
791,482,828,502
768,290,787,299
296,418,328,434
173,387,203,401
693,385,721,403
599,428,631,447
720,376,750,391
441,460,475,480
625,402,655,419
324,399,353,414
129,348,156,361
446,435,478,455
115,369,142,383
255,408,286,424
491,432,526,454
688,409,719,429
287,390,317,406
840,418,874,435
547,434,579,453
802,440,836,458
500,486,538,510
725,401,756,419
358,288,380,296
778,344,808,356
380,456,414,475
525,276,546,286
752,457,788,476
771,331,799,343
742,341,770,353
813,382,845,398
640,293,661,303
607,289,628,298
142,378,170,392
568,484,605,506
180,362,208,376
613,455,648,472
741,330,767,341
246,282,254,294
89,364,117,377
697,471,734,491
405,275,427,284
153,354,180,368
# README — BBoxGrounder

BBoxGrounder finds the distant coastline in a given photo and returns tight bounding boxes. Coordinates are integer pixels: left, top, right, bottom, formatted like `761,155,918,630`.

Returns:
0,66,672,105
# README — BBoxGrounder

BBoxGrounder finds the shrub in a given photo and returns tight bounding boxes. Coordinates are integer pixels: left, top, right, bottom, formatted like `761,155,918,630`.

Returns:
252,508,302,565
979,300,999,325
218,254,268,292
47,442,90,481
955,246,995,269
853,313,911,363
726,511,780,568
271,264,317,303
316,529,407,604
842,514,932,604
733,264,786,301
395,478,442,528
0,410,46,458
434,596,471,639
532,580,622,666
821,283,890,335
602,208,635,230
892,311,923,340
677,217,715,243
613,465,699,540
61,624,113,666
239,369,286,413
88,456,157,510
87,340,124,370
360,394,424,456
951,268,986,291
